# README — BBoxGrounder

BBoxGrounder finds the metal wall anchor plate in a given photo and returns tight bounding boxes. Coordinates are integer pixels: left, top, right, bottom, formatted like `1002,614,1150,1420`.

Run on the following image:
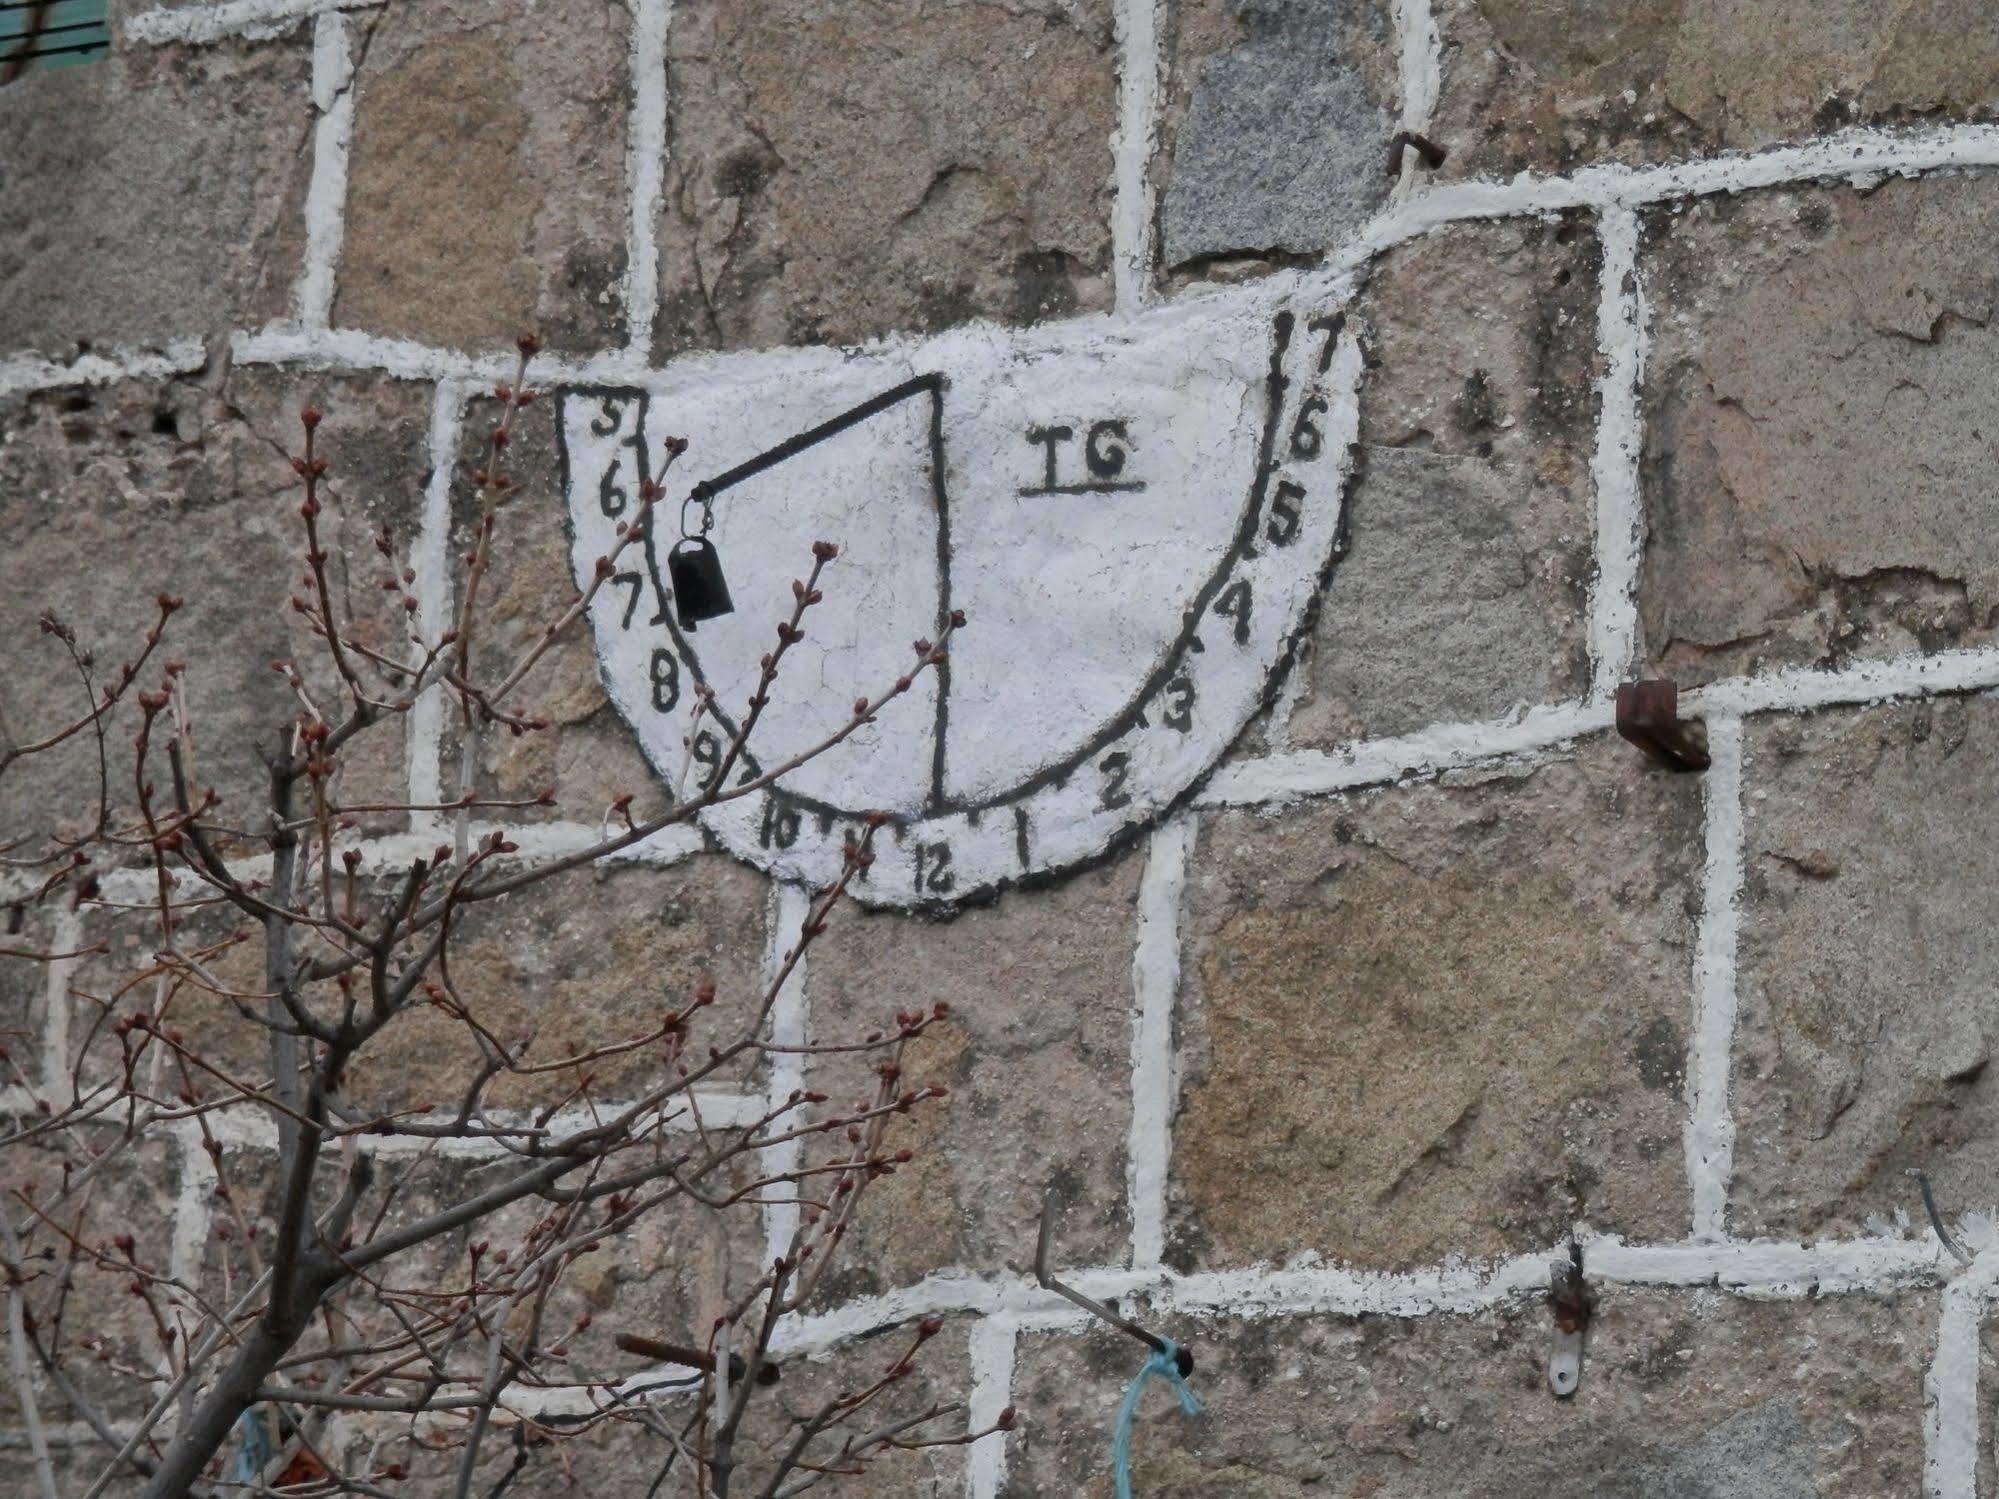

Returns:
1547,1246,1595,1399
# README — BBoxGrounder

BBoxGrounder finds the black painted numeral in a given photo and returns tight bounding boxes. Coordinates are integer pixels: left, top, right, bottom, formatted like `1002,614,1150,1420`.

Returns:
1213,581,1252,645
589,397,625,438
1162,674,1196,732
613,570,644,628
1098,750,1133,810
1289,395,1327,460
689,728,721,785
760,799,801,850
599,457,629,518
1308,313,1344,375
1266,480,1304,548
914,841,955,895
649,647,679,712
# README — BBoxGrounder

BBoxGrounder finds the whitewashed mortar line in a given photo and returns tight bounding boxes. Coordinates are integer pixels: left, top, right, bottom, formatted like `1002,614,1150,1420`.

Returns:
168,1121,218,1289
231,324,655,388
1127,815,1190,1271
1926,1260,1997,1499
123,0,379,46
50,637,1999,908
406,380,463,826
295,11,357,331
1585,203,1647,702
621,0,673,360
0,341,206,400
1686,719,1744,1241
1386,0,1440,205
1109,0,1163,313
0,124,1992,404
965,1314,1018,1499
36,906,80,1105
760,882,812,1266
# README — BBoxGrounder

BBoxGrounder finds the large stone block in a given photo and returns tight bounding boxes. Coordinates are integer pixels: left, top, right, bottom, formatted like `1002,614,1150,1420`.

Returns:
343,856,770,1114
802,852,1141,1300
1731,697,1999,1238
1283,216,1597,751
1431,0,1999,180
0,370,431,856
654,0,1116,353
1640,178,1999,687
445,391,665,825
0,39,310,357
336,0,630,354
1174,738,1700,1271
1154,0,1396,271
1005,1290,1927,1495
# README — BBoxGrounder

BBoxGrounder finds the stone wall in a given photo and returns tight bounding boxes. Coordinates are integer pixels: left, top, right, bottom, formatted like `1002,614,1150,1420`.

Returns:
8,0,1999,1494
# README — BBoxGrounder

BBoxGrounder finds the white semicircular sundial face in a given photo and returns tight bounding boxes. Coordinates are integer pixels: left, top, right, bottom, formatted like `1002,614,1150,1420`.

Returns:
559,292,1362,906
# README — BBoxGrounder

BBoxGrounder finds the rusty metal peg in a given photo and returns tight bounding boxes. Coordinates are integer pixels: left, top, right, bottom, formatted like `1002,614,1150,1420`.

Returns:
1035,1189,1192,1377
1385,129,1448,175
1615,679,1710,772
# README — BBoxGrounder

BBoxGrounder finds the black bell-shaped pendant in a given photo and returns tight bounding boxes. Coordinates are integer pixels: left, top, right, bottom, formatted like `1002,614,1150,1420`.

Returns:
666,536,734,631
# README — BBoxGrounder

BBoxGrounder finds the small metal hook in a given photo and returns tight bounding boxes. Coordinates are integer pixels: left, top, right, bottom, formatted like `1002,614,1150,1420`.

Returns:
1035,1189,1192,1377
1908,1168,1975,1266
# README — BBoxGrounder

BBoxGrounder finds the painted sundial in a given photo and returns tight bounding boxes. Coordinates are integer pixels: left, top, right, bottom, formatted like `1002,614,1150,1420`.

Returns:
559,292,1361,905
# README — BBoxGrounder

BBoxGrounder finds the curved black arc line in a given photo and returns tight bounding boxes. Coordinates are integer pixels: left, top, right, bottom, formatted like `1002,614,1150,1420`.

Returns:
559,309,1304,839
934,309,1297,811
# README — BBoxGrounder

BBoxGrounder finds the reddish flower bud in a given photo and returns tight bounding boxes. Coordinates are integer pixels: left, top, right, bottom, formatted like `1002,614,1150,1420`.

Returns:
516,333,541,357
300,406,323,430
666,435,690,456
811,540,838,561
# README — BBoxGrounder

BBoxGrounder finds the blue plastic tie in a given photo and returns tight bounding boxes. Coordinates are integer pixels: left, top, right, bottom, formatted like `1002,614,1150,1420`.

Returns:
227,1405,273,1484
1110,1338,1201,1499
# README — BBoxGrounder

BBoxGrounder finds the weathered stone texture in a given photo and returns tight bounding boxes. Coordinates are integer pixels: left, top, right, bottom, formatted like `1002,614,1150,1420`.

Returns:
803,853,1140,1300
1282,216,1596,753
1640,177,1999,687
448,392,666,823
654,0,1116,354
1155,0,1397,271
1174,739,1699,1271
0,40,311,357
1006,1292,1927,1495
10,1128,187,1423
1432,0,1999,179
337,0,631,353
1732,697,1999,1238
1645,180,1999,670
348,856,769,1112
0,370,429,854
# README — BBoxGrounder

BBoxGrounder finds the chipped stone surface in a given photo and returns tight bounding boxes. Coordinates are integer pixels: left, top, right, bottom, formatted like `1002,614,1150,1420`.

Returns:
1156,0,1397,270
0,370,429,853
0,40,310,357
654,0,1116,353
1432,0,1999,179
802,853,1140,1299
1641,177,1999,687
337,0,630,353
1732,696,1999,1238
1006,1291,1927,1496
1284,217,1597,751
1174,739,1700,1271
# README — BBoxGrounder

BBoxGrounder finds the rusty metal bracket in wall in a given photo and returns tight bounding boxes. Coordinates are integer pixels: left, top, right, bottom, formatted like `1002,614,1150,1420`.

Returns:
1547,1242,1595,1398
1615,679,1711,772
